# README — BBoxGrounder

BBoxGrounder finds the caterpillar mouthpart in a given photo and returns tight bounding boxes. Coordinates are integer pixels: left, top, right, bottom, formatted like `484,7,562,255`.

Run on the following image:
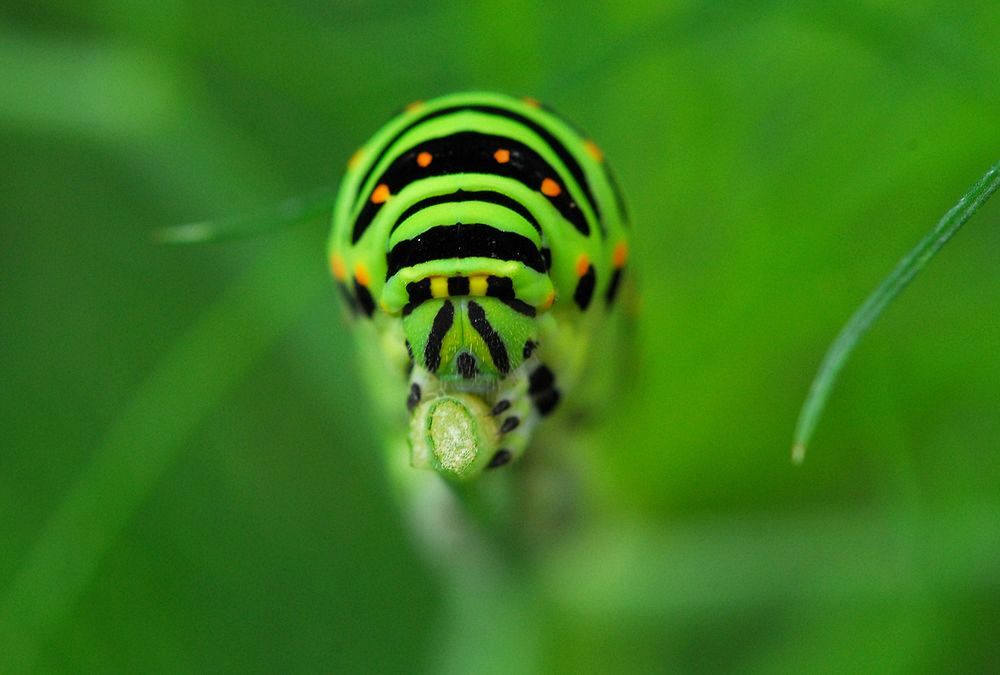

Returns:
409,393,499,481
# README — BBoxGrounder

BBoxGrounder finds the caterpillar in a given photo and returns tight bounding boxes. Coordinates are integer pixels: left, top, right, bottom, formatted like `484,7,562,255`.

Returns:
327,92,629,481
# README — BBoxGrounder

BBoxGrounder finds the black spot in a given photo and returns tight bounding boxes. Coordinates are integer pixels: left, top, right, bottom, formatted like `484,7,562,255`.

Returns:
522,340,537,359
486,276,515,299
353,278,376,317
448,276,470,296
405,339,414,361
528,365,555,395
605,267,624,305
487,449,512,469
457,352,478,379
406,278,431,309
573,265,596,310
468,300,511,374
406,383,421,412
336,282,358,315
483,277,537,317
499,297,537,317
540,247,552,271
500,416,520,434
491,400,511,416
424,301,454,372
534,388,561,416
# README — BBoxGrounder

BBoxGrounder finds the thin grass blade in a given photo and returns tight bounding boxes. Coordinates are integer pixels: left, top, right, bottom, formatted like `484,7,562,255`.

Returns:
793,160,1000,463
154,186,338,244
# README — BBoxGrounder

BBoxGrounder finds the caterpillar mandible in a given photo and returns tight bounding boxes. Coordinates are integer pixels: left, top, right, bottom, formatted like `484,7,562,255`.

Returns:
328,92,629,481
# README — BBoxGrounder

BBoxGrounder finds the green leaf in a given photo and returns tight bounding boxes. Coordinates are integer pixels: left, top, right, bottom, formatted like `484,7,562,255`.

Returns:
153,187,338,244
793,160,1000,462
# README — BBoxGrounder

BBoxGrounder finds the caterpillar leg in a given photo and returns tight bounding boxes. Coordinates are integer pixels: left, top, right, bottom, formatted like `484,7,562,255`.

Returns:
485,358,561,470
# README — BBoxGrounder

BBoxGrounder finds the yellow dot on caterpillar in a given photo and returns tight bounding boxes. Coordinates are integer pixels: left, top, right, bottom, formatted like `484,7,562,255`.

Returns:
522,96,541,109
416,151,433,167
575,253,590,277
330,253,347,281
371,183,391,204
347,148,364,170
613,241,628,268
354,263,371,287
583,139,605,163
430,276,449,299
405,100,424,112
541,177,562,197
469,275,488,296
540,290,555,310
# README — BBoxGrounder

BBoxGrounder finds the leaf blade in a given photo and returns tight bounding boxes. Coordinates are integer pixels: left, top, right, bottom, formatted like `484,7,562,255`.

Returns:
154,186,338,244
793,160,1000,463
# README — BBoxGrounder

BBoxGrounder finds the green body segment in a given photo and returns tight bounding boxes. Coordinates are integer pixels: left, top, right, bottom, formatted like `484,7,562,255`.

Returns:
327,92,629,479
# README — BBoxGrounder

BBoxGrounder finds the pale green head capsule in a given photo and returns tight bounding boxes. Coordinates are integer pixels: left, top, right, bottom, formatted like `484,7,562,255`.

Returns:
403,297,538,384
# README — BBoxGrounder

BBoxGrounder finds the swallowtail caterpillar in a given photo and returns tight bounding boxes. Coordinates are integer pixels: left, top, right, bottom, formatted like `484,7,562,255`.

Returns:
328,92,629,481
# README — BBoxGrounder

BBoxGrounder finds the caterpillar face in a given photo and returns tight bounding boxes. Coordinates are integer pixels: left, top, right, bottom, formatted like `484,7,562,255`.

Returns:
328,92,629,480
404,297,537,384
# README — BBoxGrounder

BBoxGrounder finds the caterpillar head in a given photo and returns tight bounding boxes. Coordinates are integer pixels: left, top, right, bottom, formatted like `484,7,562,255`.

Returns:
402,296,538,480
402,297,537,386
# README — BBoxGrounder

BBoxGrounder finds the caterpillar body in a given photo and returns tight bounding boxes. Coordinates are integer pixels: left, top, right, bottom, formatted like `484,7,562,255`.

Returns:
328,92,629,481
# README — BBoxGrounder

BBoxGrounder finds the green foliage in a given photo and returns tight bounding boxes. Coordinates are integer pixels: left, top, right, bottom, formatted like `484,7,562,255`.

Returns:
794,160,1000,462
1,2,998,673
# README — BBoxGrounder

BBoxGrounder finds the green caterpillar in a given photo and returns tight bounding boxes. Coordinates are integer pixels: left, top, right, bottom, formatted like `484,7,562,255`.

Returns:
328,92,629,481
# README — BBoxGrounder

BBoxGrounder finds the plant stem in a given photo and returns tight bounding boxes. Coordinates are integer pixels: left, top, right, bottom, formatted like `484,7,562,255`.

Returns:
153,187,337,244
793,160,1000,463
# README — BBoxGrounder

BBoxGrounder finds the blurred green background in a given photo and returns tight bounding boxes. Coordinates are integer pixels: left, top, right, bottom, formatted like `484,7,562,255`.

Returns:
2,1,999,672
